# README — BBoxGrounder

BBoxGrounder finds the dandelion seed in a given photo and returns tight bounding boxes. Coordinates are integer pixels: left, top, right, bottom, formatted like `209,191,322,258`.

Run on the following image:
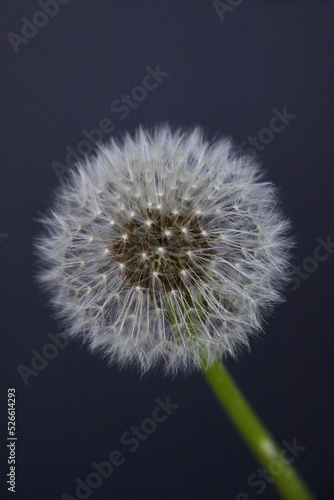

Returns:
35,125,292,375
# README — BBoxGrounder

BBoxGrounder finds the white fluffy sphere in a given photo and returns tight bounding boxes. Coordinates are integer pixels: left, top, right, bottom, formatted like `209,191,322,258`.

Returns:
35,125,292,374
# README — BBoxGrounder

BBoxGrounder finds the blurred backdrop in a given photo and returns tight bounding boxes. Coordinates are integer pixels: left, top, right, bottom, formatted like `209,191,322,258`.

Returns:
1,1,334,499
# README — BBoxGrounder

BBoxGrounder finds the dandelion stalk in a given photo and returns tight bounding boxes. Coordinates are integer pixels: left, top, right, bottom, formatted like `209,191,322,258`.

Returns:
202,359,315,500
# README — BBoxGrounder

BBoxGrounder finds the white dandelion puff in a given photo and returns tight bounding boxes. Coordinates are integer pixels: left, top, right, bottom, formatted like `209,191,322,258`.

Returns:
35,125,293,375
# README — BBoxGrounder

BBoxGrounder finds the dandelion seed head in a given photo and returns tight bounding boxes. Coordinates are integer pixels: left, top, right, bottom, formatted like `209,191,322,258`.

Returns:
35,125,293,375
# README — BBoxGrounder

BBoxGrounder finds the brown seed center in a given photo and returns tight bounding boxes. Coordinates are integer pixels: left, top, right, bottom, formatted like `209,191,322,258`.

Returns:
110,209,214,292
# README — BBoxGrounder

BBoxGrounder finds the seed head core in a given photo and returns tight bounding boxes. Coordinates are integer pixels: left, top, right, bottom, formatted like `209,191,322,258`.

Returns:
110,209,214,292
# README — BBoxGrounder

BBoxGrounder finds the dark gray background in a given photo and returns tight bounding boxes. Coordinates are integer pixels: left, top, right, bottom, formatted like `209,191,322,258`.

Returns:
1,1,334,499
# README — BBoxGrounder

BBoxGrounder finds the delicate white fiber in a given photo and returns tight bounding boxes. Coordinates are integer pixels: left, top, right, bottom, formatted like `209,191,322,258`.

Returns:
35,125,292,374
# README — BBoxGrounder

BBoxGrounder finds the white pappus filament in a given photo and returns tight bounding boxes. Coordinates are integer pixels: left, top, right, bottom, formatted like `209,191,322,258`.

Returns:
35,125,293,375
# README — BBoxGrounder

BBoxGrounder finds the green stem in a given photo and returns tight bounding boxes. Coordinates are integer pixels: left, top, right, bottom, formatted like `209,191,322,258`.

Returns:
202,360,315,500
